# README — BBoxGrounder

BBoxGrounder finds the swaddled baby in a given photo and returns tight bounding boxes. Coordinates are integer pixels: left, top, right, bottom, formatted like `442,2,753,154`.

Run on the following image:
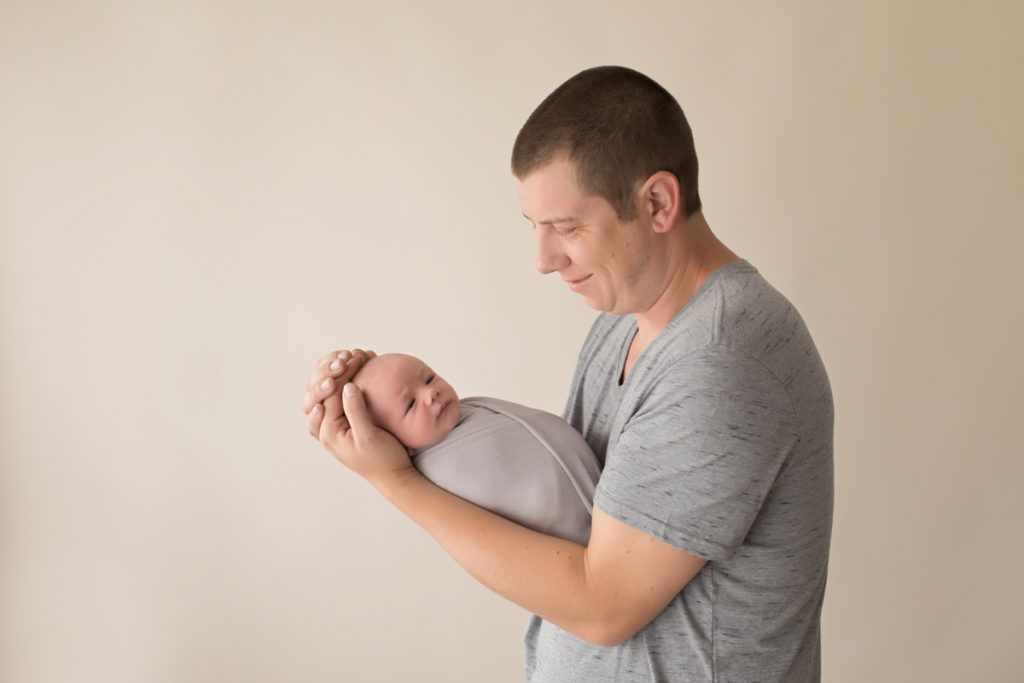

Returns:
352,353,600,545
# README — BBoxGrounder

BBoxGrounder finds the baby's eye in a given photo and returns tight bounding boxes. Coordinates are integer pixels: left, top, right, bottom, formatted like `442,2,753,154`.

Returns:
405,399,415,414
426,375,435,385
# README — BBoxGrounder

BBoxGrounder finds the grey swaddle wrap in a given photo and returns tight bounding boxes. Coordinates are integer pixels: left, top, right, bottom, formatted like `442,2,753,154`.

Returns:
412,397,600,545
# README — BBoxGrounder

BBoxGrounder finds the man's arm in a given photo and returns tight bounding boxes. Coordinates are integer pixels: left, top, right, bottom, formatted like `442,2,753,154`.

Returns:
311,379,706,646
383,473,706,646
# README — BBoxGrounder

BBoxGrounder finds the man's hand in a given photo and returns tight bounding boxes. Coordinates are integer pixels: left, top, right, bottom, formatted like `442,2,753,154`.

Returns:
320,381,417,488
302,348,417,489
301,348,375,438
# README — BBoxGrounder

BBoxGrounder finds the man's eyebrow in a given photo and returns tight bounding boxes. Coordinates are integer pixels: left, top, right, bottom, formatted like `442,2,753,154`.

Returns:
522,212,580,225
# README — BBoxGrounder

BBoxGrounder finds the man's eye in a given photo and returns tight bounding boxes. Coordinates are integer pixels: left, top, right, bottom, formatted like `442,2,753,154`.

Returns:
557,226,579,237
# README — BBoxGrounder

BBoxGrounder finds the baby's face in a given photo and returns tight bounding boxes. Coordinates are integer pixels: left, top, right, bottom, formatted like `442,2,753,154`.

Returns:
355,354,460,450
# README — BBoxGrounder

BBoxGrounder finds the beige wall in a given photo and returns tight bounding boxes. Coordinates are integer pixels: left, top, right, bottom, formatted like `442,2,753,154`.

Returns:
2,1,1021,681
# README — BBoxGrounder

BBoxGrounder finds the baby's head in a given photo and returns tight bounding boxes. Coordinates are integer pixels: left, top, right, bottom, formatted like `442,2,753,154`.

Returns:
352,353,461,450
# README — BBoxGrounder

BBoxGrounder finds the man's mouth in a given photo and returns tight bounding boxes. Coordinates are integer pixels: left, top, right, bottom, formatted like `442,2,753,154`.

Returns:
565,274,591,291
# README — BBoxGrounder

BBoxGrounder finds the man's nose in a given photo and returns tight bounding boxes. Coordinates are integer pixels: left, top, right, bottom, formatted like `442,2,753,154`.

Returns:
535,227,569,274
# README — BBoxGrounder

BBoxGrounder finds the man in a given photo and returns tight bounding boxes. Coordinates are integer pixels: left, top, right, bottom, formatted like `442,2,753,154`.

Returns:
302,66,833,681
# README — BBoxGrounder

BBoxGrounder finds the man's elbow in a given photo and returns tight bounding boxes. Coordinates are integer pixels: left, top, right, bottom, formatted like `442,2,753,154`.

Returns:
583,630,633,649
575,617,645,648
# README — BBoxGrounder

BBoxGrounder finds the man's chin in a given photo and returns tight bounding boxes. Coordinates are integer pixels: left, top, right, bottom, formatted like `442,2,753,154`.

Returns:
582,294,611,313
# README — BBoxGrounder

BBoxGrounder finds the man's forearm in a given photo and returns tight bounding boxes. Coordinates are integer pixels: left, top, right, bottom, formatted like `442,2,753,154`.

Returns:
374,469,614,644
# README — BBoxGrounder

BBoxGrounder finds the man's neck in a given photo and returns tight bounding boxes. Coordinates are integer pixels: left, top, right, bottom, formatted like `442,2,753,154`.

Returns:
633,211,740,342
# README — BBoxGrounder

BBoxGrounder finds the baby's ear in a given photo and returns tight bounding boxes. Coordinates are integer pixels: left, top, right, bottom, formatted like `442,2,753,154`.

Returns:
406,445,415,457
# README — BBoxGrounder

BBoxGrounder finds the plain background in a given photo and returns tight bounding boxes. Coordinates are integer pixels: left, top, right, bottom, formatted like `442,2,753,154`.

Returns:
2,1,1022,681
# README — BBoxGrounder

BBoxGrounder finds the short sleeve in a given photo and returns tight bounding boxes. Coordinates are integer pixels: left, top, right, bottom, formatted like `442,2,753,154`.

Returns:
593,345,800,562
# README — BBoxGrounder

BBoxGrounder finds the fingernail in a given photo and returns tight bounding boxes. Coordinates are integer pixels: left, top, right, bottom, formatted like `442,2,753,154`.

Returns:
311,404,322,416
329,360,341,371
320,379,332,390
343,382,357,397
338,350,351,360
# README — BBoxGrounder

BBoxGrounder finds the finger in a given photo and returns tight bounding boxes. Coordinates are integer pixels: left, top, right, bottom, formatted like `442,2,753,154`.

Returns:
340,382,375,444
302,351,373,414
306,402,324,438
348,349,377,363
339,349,371,380
317,349,371,388
319,392,349,440
319,349,352,374
308,350,354,391
302,374,339,414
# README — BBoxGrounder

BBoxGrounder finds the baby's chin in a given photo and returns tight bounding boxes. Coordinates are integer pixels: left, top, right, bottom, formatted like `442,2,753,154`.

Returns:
410,400,461,452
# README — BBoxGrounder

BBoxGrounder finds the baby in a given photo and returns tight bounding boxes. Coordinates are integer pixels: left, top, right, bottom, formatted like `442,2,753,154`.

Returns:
351,353,600,545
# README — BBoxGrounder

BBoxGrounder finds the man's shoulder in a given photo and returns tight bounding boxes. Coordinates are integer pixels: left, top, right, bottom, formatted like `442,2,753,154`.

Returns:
660,262,812,359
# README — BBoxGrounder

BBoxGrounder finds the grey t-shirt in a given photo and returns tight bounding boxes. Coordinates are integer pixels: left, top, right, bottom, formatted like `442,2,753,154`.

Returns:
413,396,600,546
524,261,834,682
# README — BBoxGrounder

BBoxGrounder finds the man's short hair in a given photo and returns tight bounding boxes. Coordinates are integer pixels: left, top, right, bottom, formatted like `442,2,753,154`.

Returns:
511,66,701,220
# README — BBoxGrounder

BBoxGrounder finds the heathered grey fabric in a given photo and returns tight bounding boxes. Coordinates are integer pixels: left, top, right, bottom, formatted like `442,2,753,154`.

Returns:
524,261,834,682
413,397,599,545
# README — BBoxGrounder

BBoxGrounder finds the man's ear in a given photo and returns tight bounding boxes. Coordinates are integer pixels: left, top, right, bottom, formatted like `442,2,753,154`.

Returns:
640,171,681,234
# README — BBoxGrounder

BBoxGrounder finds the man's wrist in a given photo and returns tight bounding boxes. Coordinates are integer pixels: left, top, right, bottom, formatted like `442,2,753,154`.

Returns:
371,464,426,505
